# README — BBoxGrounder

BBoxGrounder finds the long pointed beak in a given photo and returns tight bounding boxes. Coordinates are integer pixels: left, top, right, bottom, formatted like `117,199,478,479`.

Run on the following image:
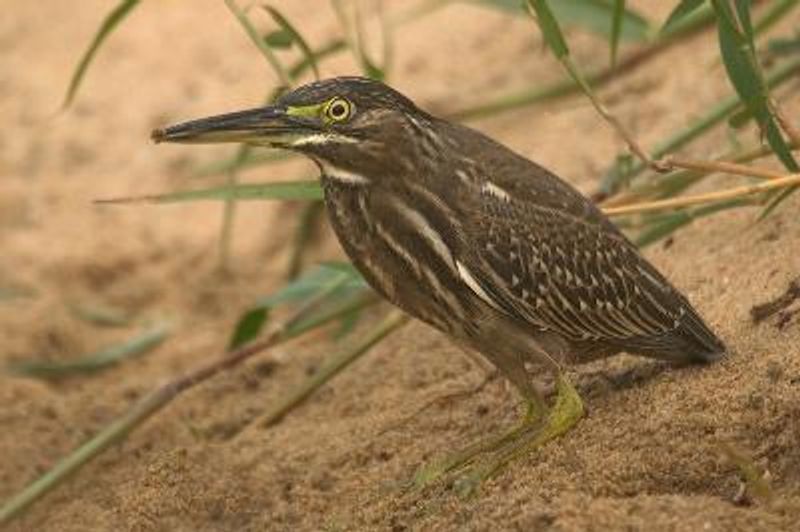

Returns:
151,105,305,146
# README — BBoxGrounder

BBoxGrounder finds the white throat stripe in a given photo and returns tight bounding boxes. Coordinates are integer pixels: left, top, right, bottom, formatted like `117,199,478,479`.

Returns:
291,133,357,146
320,161,370,184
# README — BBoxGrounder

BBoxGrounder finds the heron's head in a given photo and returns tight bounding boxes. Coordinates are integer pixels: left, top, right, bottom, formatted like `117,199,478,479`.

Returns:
153,76,434,180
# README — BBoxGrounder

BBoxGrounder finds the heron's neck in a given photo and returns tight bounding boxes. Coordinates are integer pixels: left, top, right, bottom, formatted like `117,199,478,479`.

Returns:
314,158,371,186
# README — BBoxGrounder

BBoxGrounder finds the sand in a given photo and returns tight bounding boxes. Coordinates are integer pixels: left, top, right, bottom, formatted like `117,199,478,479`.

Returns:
2,1,800,530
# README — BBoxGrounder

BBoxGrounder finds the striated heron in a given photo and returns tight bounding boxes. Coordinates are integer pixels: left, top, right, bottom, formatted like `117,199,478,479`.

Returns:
152,77,725,493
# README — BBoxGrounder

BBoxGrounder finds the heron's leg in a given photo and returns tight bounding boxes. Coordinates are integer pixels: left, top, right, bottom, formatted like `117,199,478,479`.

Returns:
412,349,549,488
452,373,584,496
412,343,584,495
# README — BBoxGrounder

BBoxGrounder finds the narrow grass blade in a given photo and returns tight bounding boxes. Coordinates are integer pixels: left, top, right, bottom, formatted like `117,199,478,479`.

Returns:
553,0,649,42
286,202,324,280
263,28,294,48
0,285,376,525
525,0,658,170
633,198,750,247
289,39,346,78
609,0,626,66
660,0,706,36
600,54,800,195
474,0,650,41
453,2,717,122
262,4,319,79
96,180,323,205
7,323,171,378
68,301,132,327
224,0,291,87
283,293,378,338
332,0,392,80
221,0,288,269
61,0,140,110
192,151,293,178
228,264,367,349
526,0,570,58
604,174,800,216
713,0,800,213
251,310,409,429
632,211,692,248
760,183,797,218
753,0,800,35
768,34,800,57
191,40,346,179
714,0,798,172
0,285,37,302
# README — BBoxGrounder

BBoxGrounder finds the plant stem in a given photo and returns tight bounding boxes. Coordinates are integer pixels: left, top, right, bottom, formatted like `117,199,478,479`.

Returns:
666,157,785,180
599,54,800,194
246,310,409,432
603,173,800,215
450,5,716,122
0,295,380,525
602,138,800,207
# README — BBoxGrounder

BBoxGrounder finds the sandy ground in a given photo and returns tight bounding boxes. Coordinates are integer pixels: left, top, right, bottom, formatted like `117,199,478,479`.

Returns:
2,1,800,530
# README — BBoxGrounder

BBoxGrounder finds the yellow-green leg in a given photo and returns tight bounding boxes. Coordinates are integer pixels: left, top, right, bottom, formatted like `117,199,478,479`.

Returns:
412,374,584,495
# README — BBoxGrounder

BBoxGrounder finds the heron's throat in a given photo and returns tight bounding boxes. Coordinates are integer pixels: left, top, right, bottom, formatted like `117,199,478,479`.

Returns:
314,158,371,186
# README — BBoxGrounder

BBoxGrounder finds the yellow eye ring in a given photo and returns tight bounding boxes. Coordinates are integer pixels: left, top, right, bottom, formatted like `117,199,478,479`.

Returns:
324,97,353,123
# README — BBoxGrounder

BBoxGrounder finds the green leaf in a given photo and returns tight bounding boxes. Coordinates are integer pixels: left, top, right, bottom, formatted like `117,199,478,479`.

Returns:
8,322,171,378
552,0,649,42
714,0,798,172
256,264,367,309
660,0,706,36
262,4,320,79
227,264,368,349
476,0,650,42
61,0,141,109
97,180,323,205
263,29,294,48
526,0,570,58
228,308,270,350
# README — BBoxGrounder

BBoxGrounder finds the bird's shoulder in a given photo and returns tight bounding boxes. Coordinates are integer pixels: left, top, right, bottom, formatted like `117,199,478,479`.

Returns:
437,121,615,233
434,128,688,342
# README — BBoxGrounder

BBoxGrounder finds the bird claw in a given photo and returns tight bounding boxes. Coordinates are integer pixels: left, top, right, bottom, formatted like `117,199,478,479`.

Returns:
406,376,584,497
410,458,485,498
410,459,450,490
452,465,492,498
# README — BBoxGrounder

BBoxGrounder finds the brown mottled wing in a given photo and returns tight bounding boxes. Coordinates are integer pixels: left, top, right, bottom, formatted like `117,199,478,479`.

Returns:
459,161,724,362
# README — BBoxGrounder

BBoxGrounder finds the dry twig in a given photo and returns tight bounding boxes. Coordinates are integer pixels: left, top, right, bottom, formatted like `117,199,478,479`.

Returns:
603,173,800,216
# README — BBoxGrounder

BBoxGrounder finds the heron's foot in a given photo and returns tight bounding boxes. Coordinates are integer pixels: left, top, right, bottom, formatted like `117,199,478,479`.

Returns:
411,375,583,496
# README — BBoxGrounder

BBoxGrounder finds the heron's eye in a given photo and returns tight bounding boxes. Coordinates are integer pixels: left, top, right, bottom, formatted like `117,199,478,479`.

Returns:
324,97,353,123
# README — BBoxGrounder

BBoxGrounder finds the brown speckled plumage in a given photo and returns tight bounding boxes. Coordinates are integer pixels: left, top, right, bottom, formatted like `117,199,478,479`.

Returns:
285,78,726,373
154,77,726,482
